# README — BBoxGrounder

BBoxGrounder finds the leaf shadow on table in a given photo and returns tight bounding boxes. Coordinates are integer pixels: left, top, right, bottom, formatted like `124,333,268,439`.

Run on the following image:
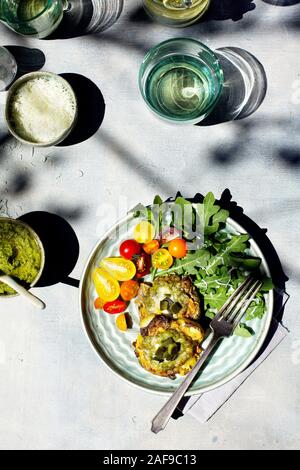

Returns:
57,73,105,146
208,117,300,168
197,47,267,126
48,0,124,39
172,188,289,420
18,211,80,288
3,46,45,81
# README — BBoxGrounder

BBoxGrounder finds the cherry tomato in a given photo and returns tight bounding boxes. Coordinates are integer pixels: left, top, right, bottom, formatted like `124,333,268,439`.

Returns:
134,221,155,244
103,299,127,314
143,239,160,255
152,249,173,270
119,239,142,260
100,257,136,281
116,313,128,332
92,268,120,302
120,280,140,301
168,239,187,259
160,227,181,244
134,252,151,278
94,297,105,310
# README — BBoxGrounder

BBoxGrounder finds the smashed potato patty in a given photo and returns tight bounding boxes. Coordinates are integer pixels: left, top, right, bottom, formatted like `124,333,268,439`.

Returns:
136,274,201,325
133,315,204,379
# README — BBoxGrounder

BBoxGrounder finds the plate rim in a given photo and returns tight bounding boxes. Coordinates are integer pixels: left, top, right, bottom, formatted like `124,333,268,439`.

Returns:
79,213,274,396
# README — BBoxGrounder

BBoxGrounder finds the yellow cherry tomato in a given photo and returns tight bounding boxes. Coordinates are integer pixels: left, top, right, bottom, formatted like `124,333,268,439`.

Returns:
134,221,155,244
116,313,128,332
100,257,136,281
92,268,120,302
152,249,173,270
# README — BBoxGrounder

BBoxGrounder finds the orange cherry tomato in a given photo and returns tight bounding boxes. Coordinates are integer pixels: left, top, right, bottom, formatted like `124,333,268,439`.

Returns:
103,299,127,315
168,239,188,259
143,239,160,255
152,249,173,270
120,280,140,301
94,297,106,310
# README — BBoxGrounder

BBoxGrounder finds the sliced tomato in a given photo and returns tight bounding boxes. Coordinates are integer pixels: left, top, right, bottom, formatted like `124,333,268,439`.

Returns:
134,221,155,244
119,239,142,260
100,257,136,281
120,280,140,301
160,227,181,244
152,249,173,270
143,239,160,255
94,297,106,310
116,313,128,332
103,299,127,314
168,239,187,259
92,268,120,302
134,252,151,278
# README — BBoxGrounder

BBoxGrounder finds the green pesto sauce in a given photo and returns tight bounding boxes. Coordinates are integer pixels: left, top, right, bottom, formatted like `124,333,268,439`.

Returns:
0,221,41,295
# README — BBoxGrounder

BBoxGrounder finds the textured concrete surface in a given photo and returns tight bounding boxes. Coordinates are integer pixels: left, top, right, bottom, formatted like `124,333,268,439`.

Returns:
0,0,299,450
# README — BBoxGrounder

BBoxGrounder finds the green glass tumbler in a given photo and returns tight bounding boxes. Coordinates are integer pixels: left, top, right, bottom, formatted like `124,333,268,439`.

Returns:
0,0,68,38
139,38,224,124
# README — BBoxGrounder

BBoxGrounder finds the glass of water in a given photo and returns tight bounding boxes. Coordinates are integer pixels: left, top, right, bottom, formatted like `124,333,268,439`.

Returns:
139,38,224,124
0,0,68,38
0,47,17,91
142,0,211,27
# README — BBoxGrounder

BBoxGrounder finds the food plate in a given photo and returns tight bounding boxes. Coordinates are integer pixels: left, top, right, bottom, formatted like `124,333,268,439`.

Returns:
80,213,274,396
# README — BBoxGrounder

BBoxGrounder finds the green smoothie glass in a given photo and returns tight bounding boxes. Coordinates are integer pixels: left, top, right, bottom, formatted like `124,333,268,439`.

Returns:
139,38,224,124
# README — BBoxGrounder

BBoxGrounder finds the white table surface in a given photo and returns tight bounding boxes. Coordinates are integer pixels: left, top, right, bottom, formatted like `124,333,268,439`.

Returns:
0,0,299,450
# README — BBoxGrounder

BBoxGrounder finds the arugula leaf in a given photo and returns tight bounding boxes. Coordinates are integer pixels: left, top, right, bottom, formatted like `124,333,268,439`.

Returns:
196,192,230,236
234,324,255,338
206,234,250,274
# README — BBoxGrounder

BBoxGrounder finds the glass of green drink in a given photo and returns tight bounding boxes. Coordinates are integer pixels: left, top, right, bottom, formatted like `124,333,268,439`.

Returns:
139,38,224,124
142,0,211,27
0,0,68,38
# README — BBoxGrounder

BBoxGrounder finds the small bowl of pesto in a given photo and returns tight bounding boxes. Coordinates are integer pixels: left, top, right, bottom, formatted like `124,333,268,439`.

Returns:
0,218,45,298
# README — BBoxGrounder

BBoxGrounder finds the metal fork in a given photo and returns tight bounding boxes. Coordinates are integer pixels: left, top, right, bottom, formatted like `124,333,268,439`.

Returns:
151,275,262,434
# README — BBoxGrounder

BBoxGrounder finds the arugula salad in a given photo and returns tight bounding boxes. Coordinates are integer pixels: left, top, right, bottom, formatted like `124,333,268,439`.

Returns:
133,192,273,338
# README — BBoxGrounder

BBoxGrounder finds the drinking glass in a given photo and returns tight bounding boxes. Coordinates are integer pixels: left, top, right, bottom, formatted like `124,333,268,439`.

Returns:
0,0,68,38
142,0,211,27
0,46,17,91
139,38,224,124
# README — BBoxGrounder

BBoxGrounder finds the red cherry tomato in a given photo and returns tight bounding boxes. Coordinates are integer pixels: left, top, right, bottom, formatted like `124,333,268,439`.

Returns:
134,252,151,278
103,299,127,315
119,239,142,260
168,239,188,259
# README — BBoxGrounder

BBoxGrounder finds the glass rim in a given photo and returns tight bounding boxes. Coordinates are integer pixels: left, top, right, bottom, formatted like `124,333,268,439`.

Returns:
138,37,224,123
3,0,56,25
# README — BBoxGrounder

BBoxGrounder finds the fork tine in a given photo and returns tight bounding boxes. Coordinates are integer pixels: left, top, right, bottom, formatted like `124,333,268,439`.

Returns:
231,281,263,327
218,275,258,321
214,275,254,321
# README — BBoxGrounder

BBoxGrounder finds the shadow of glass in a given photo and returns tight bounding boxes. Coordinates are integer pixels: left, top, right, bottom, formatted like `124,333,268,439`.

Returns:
18,212,80,288
262,0,300,5
203,0,256,22
49,0,123,39
58,73,105,146
129,5,153,24
4,45,45,80
199,47,267,126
